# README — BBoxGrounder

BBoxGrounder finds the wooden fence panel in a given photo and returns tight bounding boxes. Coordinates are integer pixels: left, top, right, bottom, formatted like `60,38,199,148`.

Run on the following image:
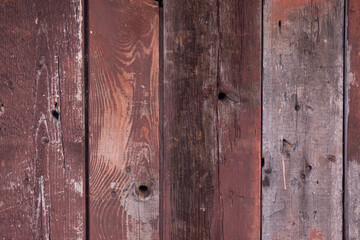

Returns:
262,0,344,239
345,1,360,239
0,0,85,239
88,0,160,239
2,1,358,239
162,0,261,239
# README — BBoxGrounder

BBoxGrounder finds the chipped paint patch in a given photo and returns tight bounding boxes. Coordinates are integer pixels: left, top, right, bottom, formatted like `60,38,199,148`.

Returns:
306,227,323,240
71,179,83,197
75,0,83,103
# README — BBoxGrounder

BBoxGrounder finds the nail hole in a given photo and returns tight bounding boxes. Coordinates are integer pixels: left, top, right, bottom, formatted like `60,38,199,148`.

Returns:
306,165,312,172
125,167,131,173
218,92,227,101
295,104,301,111
51,110,59,120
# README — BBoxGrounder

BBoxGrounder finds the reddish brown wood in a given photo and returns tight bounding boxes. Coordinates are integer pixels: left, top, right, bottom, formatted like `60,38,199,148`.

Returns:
345,1,360,239
215,0,262,239
88,0,159,239
162,0,261,239
0,0,85,239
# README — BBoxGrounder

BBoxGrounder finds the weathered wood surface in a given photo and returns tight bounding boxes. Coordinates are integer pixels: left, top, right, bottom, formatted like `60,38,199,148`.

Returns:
0,0,85,239
345,1,360,239
88,0,159,239
162,0,261,239
216,0,262,239
262,0,344,239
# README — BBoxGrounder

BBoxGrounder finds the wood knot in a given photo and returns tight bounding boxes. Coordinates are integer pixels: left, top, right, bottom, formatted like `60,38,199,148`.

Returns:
135,182,152,199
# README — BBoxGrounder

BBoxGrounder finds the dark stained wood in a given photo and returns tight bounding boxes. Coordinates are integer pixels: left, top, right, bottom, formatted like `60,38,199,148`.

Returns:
262,0,344,239
162,0,261,239
88,0,160,239
0,0,85,239
162,1,218,238
345,1,360,239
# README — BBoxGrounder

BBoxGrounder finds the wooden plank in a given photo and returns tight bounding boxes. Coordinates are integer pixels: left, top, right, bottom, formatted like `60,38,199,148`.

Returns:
345,1,360,239
0,0,85,239
88,0,159,239
262,0,344,239
162,0,261,239
215,0,262,239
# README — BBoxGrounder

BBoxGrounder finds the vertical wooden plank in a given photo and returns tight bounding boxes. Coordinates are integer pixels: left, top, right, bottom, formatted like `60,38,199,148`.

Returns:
262,0,344,239
162,0,261,239
0,0,85,239
162,1,218,238
88,0,159,239
345,1,360,239
215,0,262,239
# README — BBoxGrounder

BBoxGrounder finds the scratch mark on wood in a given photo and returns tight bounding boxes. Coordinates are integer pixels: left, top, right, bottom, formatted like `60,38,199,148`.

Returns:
281,156,287,190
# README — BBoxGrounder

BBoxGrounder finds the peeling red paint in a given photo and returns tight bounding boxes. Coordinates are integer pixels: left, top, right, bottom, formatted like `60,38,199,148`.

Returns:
306,228,323,240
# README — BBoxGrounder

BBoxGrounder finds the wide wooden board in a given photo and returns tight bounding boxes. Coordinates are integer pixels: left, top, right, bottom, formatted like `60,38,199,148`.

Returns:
262,0,344,239
162,0,261,239
88,0,160,239
0,0,85,239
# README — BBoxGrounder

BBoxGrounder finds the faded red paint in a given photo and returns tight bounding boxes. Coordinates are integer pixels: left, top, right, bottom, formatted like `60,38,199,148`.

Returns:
272,0,323,22
306,228,323,240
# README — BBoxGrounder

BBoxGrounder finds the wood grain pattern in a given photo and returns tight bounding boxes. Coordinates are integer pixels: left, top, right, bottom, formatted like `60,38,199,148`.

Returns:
88,0,159,239
262,0,344,239
0,0,85,239
215,0,262,239
162,0,261,239
345,1,360,239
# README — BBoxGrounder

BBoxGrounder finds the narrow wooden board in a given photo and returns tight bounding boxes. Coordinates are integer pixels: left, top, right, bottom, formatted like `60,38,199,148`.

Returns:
162,0,261,239
262,0,344,239
0,0,85,239
345,0,360,239
215,0,262,239
88,0,160,239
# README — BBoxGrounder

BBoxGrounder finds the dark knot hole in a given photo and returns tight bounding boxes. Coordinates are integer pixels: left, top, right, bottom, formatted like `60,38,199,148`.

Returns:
218,92,227,101
135,183,151,199
139,185,148,193
51,110,59,120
